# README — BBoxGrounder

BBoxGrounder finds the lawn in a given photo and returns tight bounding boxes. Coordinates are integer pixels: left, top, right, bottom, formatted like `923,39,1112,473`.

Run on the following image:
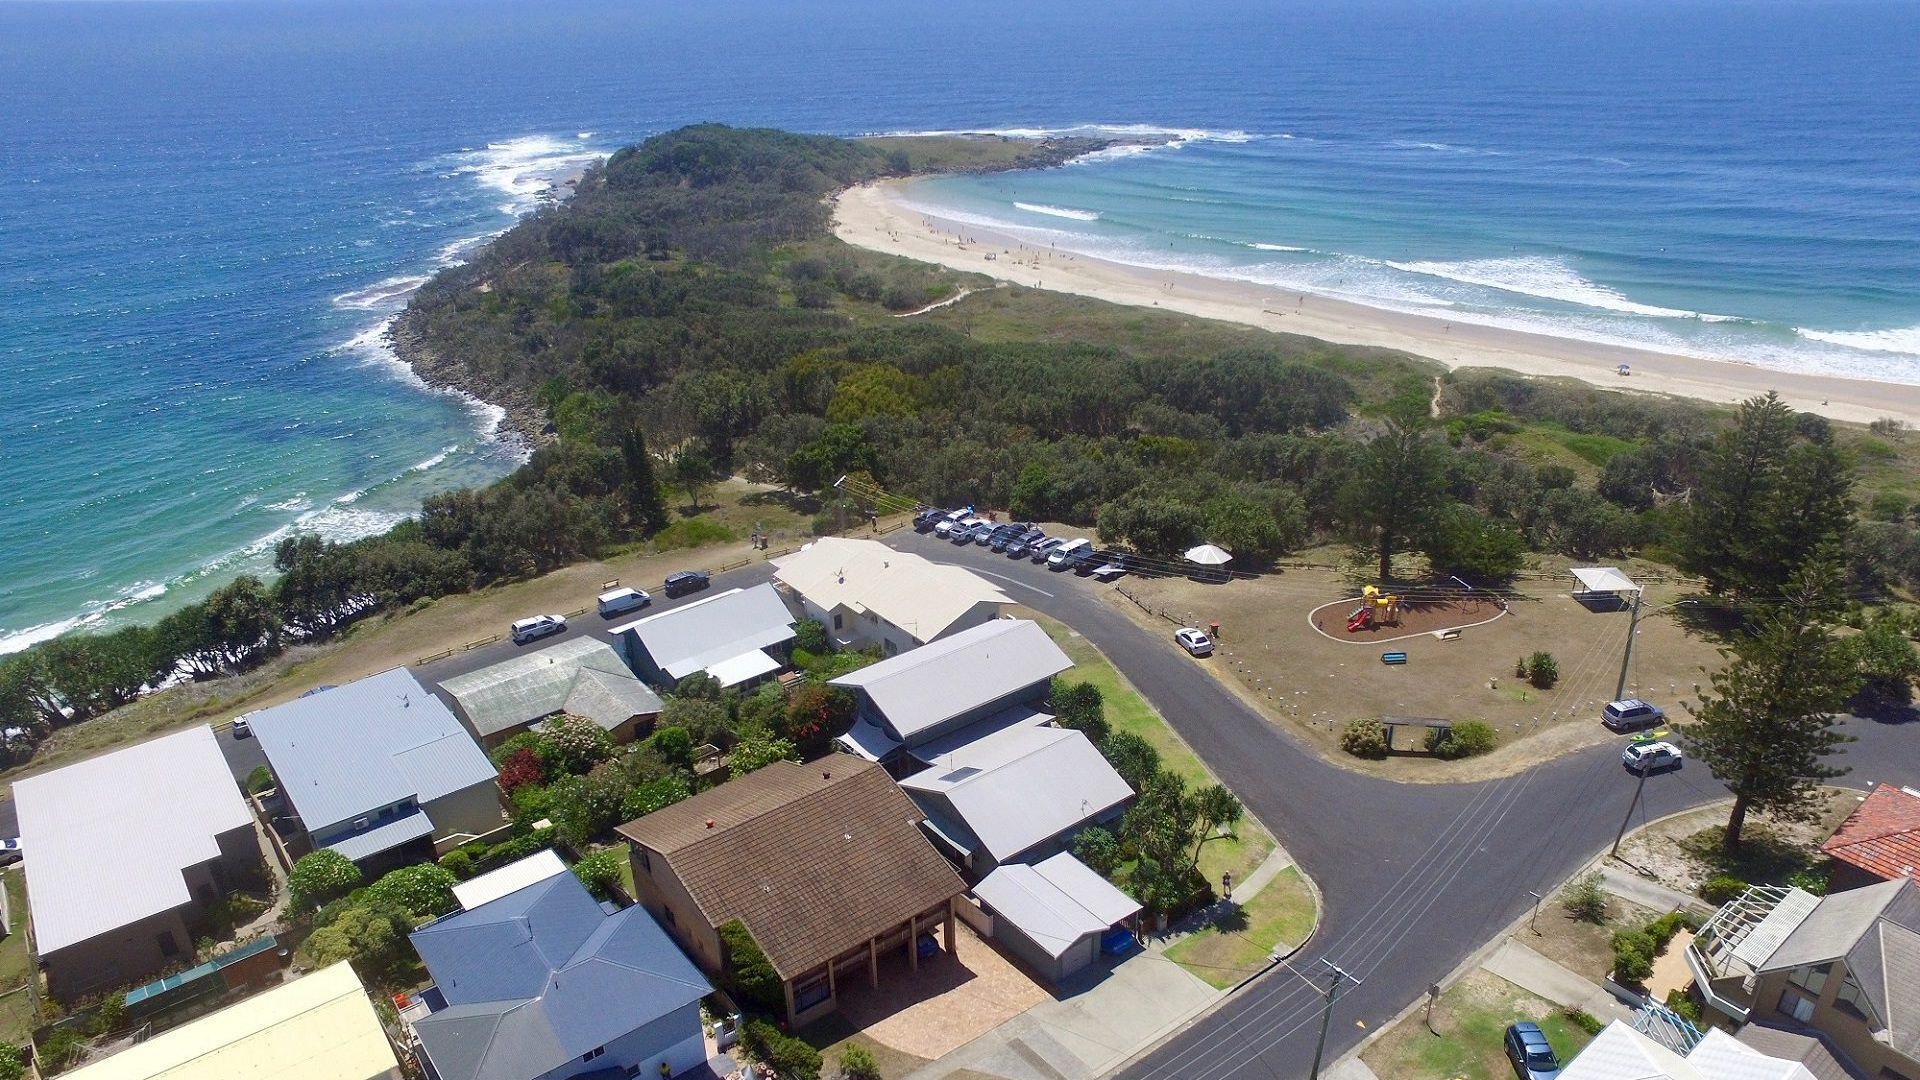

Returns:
1164,868,1315,989
1037,617,1276,890
1362,970,1595,1080
0,870,34,1045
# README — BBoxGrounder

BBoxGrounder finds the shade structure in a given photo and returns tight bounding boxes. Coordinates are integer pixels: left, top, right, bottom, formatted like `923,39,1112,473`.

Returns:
1184,544,1233,566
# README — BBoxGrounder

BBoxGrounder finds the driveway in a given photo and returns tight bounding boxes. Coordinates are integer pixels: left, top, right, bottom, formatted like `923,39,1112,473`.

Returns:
838,923,1047,1062
878,532,1920,1080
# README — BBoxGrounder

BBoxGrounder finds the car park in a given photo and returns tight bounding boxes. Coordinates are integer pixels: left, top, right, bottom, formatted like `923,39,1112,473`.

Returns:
1622,740,1683,774
1175,627,1214,657
1503,1022,1561,1080
0,838,20,867
663,570,711,597
597,586,650,617
510,614,567,645
1602,698,1666,733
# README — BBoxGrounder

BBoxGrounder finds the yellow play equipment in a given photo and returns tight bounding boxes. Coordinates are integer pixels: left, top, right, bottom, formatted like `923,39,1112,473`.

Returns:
1347,585,1402,632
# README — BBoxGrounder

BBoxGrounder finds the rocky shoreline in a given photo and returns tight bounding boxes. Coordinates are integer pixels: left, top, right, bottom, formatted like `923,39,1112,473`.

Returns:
387,311,550,451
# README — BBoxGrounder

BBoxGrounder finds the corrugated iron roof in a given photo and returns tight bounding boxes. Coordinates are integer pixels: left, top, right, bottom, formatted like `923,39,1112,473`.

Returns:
973,853,1140,959
15,725,252,955
442,638,660,739
773,537,1012,644
611,584,795,682
832,619,1071,741
901,725,1132,863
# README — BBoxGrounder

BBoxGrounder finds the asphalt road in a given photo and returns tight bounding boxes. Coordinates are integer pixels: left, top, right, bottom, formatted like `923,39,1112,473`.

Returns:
862,531,1920,1080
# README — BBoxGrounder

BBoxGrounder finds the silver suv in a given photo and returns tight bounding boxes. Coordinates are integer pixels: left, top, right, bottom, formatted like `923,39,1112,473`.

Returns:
1602,699,1665,733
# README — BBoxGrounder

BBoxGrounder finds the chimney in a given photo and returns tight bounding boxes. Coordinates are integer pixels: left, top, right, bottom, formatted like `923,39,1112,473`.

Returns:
705,818,715,829
822,769,831,781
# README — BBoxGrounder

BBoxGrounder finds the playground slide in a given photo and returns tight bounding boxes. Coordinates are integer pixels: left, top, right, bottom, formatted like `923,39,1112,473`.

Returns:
1347,608,1370,633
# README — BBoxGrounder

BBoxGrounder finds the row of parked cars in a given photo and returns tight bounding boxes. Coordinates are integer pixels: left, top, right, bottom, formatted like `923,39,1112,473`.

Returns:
913,508,1108,570
508,570,713,645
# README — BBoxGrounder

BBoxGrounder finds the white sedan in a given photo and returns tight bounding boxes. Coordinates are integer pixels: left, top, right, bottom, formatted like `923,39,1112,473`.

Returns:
1622,740,1683,774
1175,627,1214,657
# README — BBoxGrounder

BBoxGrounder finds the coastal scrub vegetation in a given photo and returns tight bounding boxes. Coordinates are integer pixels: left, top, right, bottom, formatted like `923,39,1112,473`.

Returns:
8,125,1920,763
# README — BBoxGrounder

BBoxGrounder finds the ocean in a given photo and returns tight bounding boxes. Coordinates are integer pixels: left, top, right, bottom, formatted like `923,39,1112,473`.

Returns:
4,0,1917,651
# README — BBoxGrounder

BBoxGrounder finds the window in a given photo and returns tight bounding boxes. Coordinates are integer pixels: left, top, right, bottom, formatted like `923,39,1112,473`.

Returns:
1834,972,1877,1023
1780,987,1817,1024
833,613,843,630
1788,963,1831,996
156,931,179,958
352,816,370,831
581,1046,606,1063
636,848,651,873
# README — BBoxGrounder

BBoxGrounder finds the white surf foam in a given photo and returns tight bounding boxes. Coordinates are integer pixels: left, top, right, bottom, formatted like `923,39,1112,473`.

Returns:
1015,202,1101,221
1382,256,1736,322
870,124,1256,166
331,274,432,311
445,134,606,216
1795,325,1920,357
0,581,169,656
1249,242,1312,252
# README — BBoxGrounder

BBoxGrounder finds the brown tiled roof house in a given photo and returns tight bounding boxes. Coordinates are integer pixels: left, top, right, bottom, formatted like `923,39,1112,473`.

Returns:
616,758,965,1025
1823,784,1920,892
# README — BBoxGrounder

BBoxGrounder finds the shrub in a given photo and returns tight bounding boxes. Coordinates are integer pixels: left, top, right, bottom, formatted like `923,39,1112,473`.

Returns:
289,850,363,911
438,850,474,880
1644,909,1700,951
572,850,625,901
245,765,275,795
1786,867,1831,896
623,774,693,820
497,747,547,794
490,731,555,779
1072,826,1123,877
1525,651,1559,689
652,725,694,769
1427,719,1498,759
549,768,630,847
727,730,796,775
90,992,126,1036
366,864,458,918
1701,874,1748,905
743,1019,822,1080
1561,872,1610,925
720,920,784,1013
1052,679,1109,742
793,617,830,655
1664,989,1702,1024
1560,1007,1605,1035
1611,928,1656,985
839,1044,881,1080
1340,718,1389,760
1099,731,1163,789
297,900,415,986
542,714,616,775
0,1043,24,1080
37,1029,84,1074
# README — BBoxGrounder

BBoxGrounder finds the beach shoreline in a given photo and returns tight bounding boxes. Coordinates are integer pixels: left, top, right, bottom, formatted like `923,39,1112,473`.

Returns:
835,179,1920,426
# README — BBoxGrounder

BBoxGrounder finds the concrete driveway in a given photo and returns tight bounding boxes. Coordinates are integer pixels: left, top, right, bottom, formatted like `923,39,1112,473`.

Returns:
836,923,1047,1061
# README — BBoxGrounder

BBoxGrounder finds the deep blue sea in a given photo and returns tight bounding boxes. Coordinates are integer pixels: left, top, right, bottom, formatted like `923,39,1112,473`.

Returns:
4,0,1918,651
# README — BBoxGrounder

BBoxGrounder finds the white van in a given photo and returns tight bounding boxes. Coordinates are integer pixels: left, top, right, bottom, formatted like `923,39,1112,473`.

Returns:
596,587,650,617
1047,538,1092,570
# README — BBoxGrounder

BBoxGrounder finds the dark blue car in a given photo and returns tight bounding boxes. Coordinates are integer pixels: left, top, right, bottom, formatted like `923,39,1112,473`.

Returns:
1503,1022,1561,1080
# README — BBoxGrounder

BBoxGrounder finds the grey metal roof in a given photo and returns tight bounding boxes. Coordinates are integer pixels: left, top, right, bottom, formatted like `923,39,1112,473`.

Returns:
442,638,661,739
248,668,495,833
1758,879,1920,1059
832,619,1071,741
323,809,436,863
1761,878,1913,971
901,725,1132,863
14,725,252,954
973,853,1140,959
410,872,710,1080
1732,1025,1862,1080
611,584,796,681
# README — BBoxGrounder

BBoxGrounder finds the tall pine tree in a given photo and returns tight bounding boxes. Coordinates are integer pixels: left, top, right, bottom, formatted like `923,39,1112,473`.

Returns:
619,425,668,535
1681,392,1795,595
1682,550,1859,850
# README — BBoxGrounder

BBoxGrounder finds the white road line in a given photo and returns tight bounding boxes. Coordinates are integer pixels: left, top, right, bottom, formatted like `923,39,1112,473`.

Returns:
935,561,1054,598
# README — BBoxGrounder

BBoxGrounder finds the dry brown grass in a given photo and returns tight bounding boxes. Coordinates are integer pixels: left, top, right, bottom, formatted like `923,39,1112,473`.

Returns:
1104,550,1725,780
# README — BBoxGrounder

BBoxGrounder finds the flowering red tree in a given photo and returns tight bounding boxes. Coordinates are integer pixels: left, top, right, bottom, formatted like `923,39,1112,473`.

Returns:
498,747,546,794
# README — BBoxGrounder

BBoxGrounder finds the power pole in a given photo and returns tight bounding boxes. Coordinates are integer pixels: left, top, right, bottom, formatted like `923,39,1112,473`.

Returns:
1309,959,1362,1080
1614,587,1643,702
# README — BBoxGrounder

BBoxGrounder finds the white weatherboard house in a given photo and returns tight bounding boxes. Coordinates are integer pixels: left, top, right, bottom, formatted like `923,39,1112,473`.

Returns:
973,852,1140,984
15,725,257,1002
832,618,1073,767
610,583,797,690
772,536,1013,655
900,723,1133,876
249,668,501,872
440,636,663,749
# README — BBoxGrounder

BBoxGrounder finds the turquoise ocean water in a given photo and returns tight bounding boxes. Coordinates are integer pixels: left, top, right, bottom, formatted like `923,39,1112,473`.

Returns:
3,0,1917,650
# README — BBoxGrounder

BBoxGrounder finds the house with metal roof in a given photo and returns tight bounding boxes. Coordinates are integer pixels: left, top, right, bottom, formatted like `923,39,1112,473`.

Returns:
440,637,663,749
609,584,796,690
617,759,965,1027
1687,878,1920,1080
1558,1020,1851,1080
772,537,1013,656
14,725,258,1003
972,853,1140,984
1822,784,1920,891
249,668,501,873
63,961,401,1080
450,848,568,912
900,724,1132,876
408,866,711,1080
830,618,1073,767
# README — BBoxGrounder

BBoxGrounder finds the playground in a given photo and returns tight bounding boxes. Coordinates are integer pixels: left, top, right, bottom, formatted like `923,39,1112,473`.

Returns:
1306,585,1509,642
1102,554,1724,780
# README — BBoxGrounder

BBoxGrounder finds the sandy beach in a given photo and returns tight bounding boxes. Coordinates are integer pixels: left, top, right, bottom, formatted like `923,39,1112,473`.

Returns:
835,180,1920,426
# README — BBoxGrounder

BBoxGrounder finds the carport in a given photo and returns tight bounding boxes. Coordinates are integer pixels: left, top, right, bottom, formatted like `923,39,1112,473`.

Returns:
1571,566,1641,610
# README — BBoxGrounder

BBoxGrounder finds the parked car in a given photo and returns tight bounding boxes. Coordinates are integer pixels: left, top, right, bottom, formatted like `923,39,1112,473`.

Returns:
1047,538,1092,569
597,587,650,617
1006,537,1034,558
933,510,973,538
1175,627,1214,657
663,570,711,597
913,509,942,532
976,523,1012,546
0,838,20,867
1030,537,1067,563
1602,699,1666,733
957,521,993,545
1622,740,1683,774
510,614,567,645
988,525,1023,551
230,716,252,739
1503,1022,1561,1080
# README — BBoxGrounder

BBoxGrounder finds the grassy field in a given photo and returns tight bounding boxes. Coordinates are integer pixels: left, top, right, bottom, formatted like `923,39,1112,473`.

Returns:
0,870,35,1045
1164,868,1316,989
1036,616,1277,893
1362,970,1595,1080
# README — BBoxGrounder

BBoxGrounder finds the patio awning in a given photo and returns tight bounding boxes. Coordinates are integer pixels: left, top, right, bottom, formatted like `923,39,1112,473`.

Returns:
1572,566,1641,595
706,649,782,688
835,719,901,762
1184,544,1233,566
323,810,435,863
